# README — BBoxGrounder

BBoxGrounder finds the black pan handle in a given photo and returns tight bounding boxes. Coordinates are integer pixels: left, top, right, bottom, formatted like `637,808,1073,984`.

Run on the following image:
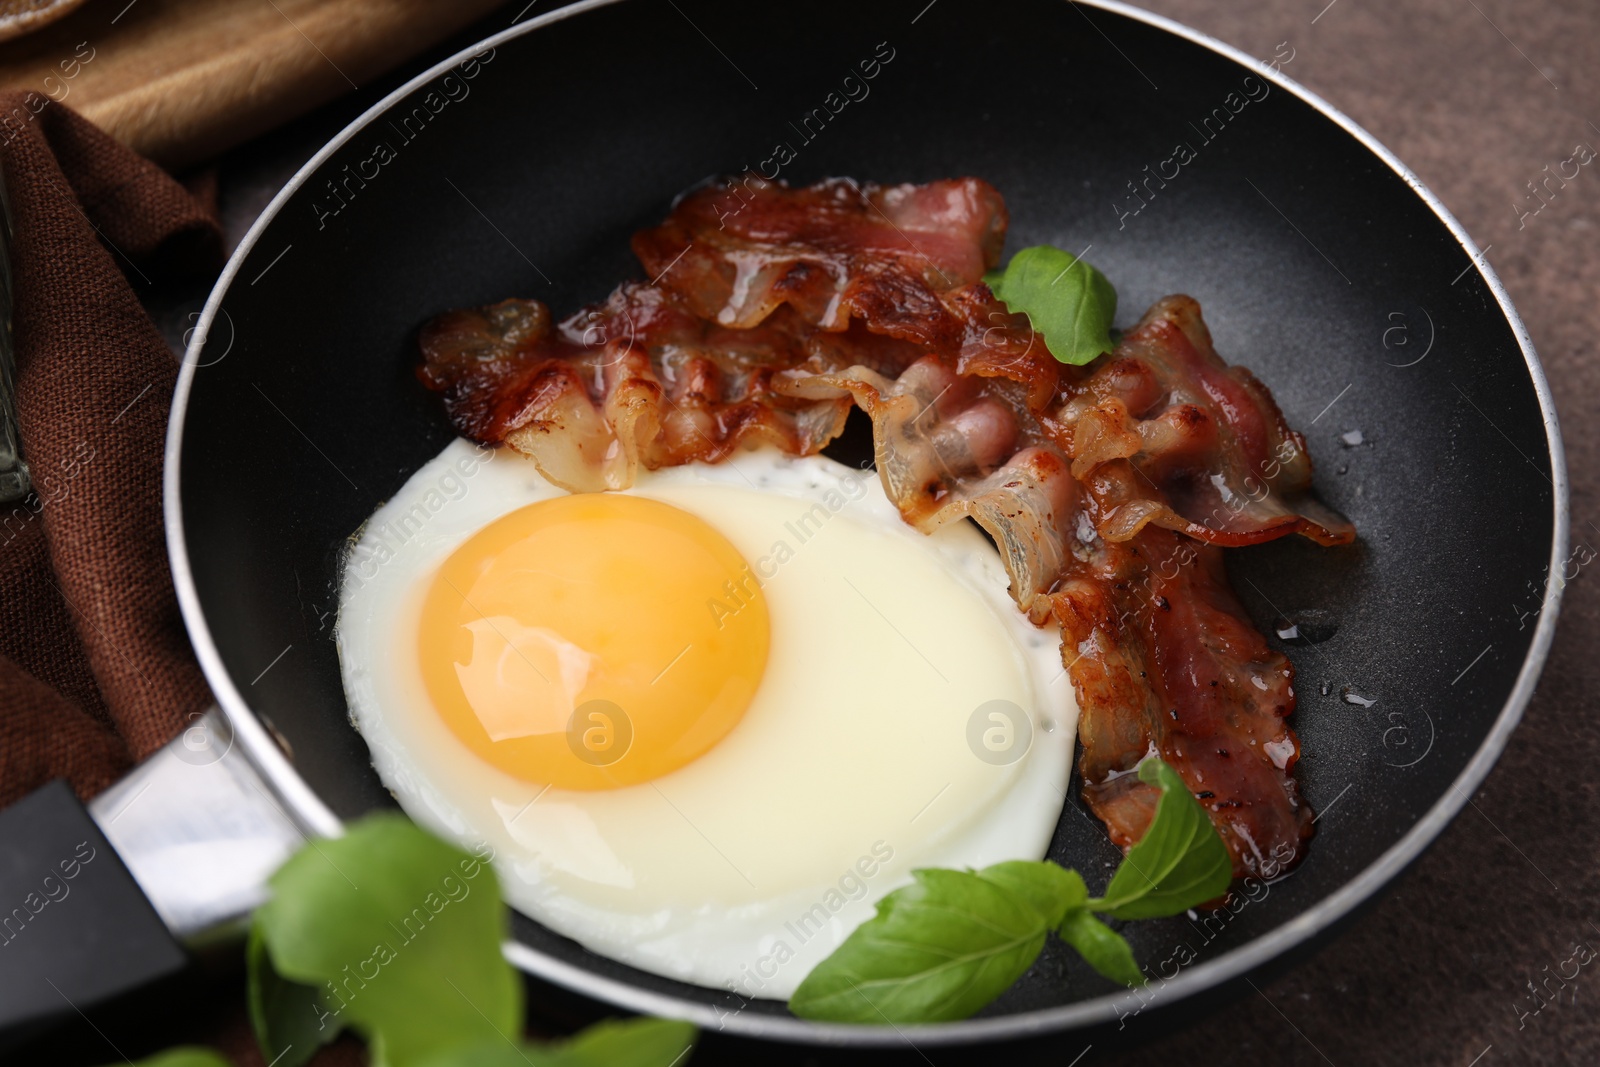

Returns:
0,708,306,1040
0,779,187,1034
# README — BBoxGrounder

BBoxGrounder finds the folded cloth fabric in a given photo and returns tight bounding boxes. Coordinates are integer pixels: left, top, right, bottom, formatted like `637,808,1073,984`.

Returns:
0,90,219,809
0,90,378,1067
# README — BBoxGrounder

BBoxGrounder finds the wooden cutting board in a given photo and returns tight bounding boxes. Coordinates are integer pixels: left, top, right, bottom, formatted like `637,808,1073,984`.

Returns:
0,0,511,168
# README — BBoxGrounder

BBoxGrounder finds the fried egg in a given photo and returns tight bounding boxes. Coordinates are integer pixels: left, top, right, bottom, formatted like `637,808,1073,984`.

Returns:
337,440,1074,998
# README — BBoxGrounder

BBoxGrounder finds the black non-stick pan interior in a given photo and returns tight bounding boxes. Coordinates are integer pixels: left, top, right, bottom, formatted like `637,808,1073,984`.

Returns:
172,0,1559,1045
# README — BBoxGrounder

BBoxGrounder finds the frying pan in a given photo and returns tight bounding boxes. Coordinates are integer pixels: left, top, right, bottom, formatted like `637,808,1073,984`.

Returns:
0,0,1567,1060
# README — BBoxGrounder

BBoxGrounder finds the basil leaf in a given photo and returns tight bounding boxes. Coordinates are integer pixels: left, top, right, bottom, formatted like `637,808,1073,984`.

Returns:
414,1018,698,1067
984,245,1117,365
1088,758,1233,920
976,860,1086,928
113,1050,231,1067
247,924,343,1067
788,868,1050,1023
252,815,520,1067
545,1017,698,1067
1058,908,1144,987
787,757,1229,1021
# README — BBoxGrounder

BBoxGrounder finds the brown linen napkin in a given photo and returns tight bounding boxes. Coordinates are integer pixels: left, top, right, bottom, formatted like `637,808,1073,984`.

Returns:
0,90,388,1067
0,89,218,810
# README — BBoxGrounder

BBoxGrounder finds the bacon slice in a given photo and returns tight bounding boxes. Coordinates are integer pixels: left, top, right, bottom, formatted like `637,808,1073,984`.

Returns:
1055,296,1355,549
417,284,852,492
418,176,1355,880
633,175,1004,346
1042,528,1310,877
778,355,1079,618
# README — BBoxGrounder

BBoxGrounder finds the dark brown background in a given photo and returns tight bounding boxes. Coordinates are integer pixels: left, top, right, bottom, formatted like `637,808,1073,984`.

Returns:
47,0,1597,1063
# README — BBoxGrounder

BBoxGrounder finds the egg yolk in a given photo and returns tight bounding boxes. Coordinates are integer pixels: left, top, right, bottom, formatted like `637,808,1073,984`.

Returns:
418,493,769,790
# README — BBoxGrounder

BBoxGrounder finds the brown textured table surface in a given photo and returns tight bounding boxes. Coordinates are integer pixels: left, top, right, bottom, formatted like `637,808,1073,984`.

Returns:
41,0,1594,1063
1118,2,1598,1065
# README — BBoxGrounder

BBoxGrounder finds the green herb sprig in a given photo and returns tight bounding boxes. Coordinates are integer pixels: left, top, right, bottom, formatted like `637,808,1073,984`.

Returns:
788,758,1230,1024
114,816,696,1067
984,244,1118,365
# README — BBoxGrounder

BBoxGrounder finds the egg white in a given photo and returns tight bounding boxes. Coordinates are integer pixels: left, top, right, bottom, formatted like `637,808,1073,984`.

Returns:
337,440,1075,998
